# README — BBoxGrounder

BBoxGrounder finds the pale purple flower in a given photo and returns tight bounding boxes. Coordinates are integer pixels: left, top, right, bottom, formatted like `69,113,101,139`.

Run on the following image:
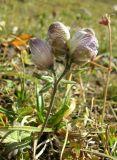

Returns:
29,38,53,70
69,28,99,65
48,21,70,56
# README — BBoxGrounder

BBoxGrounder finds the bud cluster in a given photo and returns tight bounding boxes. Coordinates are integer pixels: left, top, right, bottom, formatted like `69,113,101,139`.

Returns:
29,21,99,70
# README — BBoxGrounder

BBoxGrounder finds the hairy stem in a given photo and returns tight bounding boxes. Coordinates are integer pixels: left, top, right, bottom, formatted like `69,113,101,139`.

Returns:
37,56,71,142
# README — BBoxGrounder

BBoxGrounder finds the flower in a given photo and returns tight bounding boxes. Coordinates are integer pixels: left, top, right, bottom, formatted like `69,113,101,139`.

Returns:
29,38,53,70
47,21,70,57
69,28,99,65
99,15,110,26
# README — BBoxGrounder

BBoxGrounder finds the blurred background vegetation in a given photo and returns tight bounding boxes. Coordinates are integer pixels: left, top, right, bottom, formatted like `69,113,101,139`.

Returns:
0,0,117,55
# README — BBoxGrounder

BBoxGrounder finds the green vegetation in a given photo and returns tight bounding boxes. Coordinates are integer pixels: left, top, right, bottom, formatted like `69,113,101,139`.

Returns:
0,0,117,159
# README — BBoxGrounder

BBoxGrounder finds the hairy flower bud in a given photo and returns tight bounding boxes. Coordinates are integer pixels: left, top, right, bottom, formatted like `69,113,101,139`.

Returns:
48,21,70,57
69,28,98,65
29,38,53,70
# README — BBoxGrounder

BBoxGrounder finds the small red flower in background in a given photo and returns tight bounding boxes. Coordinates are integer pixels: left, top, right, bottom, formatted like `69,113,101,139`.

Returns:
99,14,111,26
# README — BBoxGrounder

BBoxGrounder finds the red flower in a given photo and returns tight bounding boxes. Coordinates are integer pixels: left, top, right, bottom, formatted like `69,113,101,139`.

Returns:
99,15,110,26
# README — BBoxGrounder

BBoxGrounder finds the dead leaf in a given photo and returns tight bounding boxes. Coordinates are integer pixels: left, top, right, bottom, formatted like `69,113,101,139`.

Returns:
64,98,76,119
9,34,32,47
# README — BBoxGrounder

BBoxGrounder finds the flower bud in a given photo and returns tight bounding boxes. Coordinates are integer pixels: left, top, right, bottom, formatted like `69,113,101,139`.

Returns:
29,38,53,70
47,21,70,57
69,28,98,65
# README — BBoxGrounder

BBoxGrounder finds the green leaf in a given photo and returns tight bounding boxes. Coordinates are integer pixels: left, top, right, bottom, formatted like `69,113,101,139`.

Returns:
48,81,72,126
0,130,30,143
0,107,16,118
39,82,52,94
4,79,14,88
35,84,45,122
17,106,33,119
0,126,53,132
5,139,30,153
34,73,76,85
21,50,32,65
61,79,76,84
33,73,53,83
48,104,69,126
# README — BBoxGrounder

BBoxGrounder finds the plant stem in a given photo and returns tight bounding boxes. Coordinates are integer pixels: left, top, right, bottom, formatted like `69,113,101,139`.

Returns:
78,73,86,103
60,122,69,160
102,15,112,122
38,57,71,142
81,149,116,160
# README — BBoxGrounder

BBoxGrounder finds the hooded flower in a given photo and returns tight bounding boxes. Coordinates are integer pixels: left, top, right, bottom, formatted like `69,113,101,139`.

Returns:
29,38,53,70
69,28,99,65
47,21,70,57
